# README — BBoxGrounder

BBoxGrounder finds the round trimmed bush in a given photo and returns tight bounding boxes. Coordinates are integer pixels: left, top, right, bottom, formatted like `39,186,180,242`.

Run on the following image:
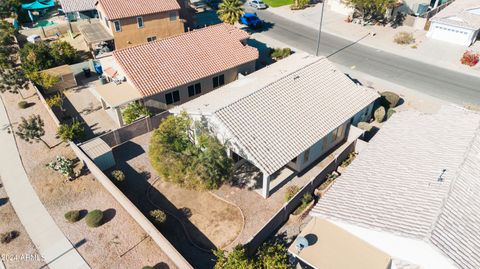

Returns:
150,209,167,224
142,266,154,269
1,231,19,244
380,91,400,108
387,108,396,120
18,101,28,109
374,106,386,123
85,210,103,228
64,210,81,223
111,170,125,182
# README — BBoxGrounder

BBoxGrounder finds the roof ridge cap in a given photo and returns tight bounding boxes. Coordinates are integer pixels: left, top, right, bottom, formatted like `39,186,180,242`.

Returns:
426,114,480,243
214,56,327,115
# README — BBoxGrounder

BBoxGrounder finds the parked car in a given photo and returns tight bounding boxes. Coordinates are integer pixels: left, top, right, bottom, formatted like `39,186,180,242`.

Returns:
248,0,267,9
240,13,263,28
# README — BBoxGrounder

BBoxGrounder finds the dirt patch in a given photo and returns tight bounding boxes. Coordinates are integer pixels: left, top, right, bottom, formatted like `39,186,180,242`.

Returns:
1,87,177,269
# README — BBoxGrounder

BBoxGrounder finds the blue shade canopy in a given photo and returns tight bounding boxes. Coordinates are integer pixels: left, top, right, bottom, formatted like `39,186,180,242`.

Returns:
21,0,55,10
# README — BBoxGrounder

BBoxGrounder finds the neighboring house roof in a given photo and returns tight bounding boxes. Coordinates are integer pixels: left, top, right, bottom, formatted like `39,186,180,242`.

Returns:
172,53,379,175
430,0,480,30
311,105,480,269
113,23,258,97
60,0,96,13
97,0,181,20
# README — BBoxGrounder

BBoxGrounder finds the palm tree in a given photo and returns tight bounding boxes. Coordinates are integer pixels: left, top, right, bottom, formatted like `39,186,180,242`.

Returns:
217,0,244,25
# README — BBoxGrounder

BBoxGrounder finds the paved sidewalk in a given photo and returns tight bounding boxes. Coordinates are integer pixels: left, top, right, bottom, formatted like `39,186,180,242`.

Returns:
263,4,480,77
0,97,90,269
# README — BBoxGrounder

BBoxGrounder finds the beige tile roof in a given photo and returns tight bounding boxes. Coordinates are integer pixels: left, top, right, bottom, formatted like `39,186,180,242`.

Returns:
175,53,379,175
431,0,480,30
60,0,96,13
113,23,258,97
311,105,480,269
97,0,181,20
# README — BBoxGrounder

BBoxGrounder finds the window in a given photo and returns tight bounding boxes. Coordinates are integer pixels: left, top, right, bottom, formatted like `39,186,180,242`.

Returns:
104,17,109,27
188,83,201,97
213,74,225,88
303,148,310,163
165,90,180,105
113,20,121,32
170,12,177,21
147,36,157,42
137,17,144,28
98,11,102,20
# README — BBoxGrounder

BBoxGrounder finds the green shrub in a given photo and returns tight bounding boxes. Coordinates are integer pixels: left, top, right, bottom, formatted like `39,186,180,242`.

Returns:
380,91,400,108
18,101,28,109
340,152,357,167
111,170,125,182
142,267,154,269
122,101,151,125
150,209,167,224
301,193,313,207
357,122,372,132
85,210,103,227
374,106,386,123
394,32,414,45
0,231,19,244
284,185,300,202
64,210,81,223
387,108,396,120
270,47,292,60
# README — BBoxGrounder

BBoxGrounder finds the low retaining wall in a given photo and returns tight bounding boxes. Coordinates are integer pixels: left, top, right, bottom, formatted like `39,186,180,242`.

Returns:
244,140,356,255
33,85,193,269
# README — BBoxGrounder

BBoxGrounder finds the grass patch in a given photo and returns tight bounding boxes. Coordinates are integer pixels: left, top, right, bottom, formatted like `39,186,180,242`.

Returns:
263,0,293,7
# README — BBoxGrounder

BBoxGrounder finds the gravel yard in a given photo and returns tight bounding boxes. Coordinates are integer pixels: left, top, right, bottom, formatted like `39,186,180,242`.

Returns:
1,86,176,269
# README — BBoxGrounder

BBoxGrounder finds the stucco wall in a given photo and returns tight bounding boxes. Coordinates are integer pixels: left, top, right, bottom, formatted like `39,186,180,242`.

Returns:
351,103,374,126
144,61,256,112
96,2,184,49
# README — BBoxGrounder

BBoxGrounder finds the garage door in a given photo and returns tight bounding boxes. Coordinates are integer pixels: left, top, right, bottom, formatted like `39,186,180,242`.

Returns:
430,24,472,46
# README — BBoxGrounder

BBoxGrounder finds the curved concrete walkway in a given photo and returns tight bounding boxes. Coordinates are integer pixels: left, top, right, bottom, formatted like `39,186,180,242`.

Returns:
0,97,89,269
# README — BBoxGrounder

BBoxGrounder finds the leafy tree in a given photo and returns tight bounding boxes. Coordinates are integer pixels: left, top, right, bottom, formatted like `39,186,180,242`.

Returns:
16,114,49,148
0,0,20,19
214,245,252,269
57,119,85,142
121,101,151,125
149,113,233,190
255,241,291,269
0,21,27,94
217,0,244,25
28,72,60,90
46,92,65,111
49,40,79,65
291,0,309,10
214,243,291,269
344,0,395,23
20,42,55,73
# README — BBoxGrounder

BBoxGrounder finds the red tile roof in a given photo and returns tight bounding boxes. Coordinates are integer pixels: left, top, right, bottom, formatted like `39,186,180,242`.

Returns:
97,0,180,20
113,24,259,97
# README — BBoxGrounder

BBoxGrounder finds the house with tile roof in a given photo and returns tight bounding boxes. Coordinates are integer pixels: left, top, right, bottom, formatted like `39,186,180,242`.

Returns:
94,0,186,49
59,0,97,21
295,105,480,269
427,0,480,46
171,53,379,198
92,23,258,127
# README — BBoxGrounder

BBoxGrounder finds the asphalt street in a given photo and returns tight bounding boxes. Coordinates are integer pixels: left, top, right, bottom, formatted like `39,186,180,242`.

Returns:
249,9,480,105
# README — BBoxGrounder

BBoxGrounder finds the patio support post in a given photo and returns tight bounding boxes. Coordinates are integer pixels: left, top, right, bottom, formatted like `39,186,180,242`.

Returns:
262,173,271,198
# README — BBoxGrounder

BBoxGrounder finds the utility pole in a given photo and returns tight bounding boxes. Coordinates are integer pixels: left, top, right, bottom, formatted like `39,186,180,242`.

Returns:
315,0,326,56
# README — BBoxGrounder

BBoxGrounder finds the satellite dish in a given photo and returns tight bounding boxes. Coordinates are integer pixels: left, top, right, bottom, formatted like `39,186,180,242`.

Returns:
295,236,309,253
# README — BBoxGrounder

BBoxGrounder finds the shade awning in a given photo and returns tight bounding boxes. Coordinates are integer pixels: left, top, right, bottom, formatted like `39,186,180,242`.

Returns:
78,22,114,44
22,0,54,10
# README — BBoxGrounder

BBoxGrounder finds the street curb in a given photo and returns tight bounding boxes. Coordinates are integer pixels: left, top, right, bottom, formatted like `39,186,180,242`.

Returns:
264,8,480,79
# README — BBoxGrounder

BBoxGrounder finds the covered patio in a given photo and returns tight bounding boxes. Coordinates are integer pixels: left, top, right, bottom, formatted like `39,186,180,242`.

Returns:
78,21,114,58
